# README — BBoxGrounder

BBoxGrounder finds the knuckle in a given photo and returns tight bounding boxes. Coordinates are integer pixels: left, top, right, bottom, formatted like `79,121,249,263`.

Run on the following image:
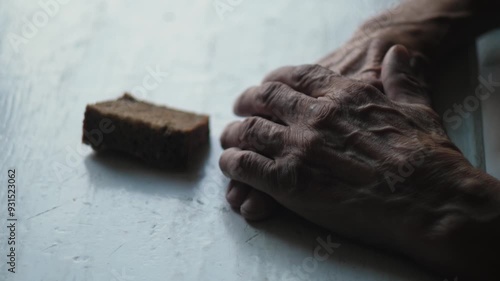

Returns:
293,64,331,89
241,117,263,141
307,102,337,126
234,152,254,174
241,117,285,150
237,152,252,168
296,131,324,160
263,124,284,144
293,64,324,80
259,82,287,107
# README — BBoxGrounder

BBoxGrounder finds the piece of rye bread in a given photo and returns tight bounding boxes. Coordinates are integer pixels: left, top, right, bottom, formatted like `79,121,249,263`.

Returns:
83,93,209,169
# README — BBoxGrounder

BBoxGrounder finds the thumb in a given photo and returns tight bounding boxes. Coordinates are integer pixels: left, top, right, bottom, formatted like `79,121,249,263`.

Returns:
381,45,430,106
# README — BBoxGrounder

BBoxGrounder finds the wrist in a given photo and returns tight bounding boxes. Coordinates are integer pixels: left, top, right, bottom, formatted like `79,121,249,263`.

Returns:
407,158,500,278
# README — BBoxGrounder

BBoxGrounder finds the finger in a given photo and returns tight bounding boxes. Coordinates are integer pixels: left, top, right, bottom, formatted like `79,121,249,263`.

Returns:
226,180,252,208
262,65,342,98
354,38,395,91
226,180,278,221
220,117,287,157
240,188,277,221
219,147,277,195
381,45,431,106
234,82,317,124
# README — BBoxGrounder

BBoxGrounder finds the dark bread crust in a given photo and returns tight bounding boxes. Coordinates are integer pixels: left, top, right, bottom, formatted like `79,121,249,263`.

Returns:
82,94,209,169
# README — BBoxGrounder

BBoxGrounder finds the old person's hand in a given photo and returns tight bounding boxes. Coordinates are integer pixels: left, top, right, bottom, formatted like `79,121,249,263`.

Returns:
220,46,500,278
220,45,456,229
221,45,430,220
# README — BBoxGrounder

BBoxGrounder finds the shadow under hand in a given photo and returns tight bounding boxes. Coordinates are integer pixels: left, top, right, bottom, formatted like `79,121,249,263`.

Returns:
224,207,440,281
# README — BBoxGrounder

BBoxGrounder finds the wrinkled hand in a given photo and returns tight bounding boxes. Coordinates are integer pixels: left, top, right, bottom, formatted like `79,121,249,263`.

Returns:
219,46,467,250
221,45,436,221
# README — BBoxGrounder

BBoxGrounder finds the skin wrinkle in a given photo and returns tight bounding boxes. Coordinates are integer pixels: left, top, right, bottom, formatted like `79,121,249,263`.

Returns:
237,118,276,154
283,96,303,123
355,103,407,119
291,126,377,187
298,73,333,96
294,65,326,89
261,82,286,111
326,43,367,71
354,40,393,81
274,156,301,194
377,185,474,242
337,50,368,77
359,67,382,78
424,183,500,237
427,213,468,239
340,129,385,161
325,144,377,183
367,126,404,136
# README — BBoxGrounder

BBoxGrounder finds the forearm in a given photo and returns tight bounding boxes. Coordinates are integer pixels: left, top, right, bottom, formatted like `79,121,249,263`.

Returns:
392,0,500,30
404,0,500,36
361,0,500,60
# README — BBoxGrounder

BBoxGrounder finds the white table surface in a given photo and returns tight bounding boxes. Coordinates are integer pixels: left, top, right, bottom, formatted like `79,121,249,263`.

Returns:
0,0,462,280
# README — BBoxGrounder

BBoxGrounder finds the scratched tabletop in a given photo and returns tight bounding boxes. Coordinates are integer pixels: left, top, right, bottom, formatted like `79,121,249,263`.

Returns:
0,0,481,280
